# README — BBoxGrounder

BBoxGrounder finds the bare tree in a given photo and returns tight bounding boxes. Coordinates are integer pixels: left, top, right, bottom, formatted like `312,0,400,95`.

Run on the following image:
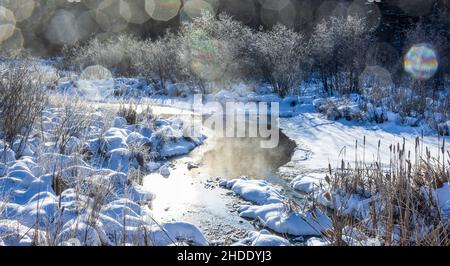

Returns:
252,24,308,97
179,13,255,93
311,16,373,95
133,32,183,92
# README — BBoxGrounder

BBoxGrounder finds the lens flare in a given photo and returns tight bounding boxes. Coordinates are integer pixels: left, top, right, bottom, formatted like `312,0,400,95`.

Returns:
0,6,16,44
79,65,114,100
145,0,181,22
95,0,129,33
45,10,79,45
119,0,150,24
0,28,24,54
186,29,223,82
181,0,215,21
404,44,438,80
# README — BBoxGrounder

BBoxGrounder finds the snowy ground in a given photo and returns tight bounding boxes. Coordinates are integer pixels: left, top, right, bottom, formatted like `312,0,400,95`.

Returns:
280,107,449,171
0,99,207,246
1,61,449,246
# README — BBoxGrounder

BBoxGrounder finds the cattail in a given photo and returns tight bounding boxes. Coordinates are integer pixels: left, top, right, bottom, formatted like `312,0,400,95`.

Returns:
325,175,331,185
323,191,332,202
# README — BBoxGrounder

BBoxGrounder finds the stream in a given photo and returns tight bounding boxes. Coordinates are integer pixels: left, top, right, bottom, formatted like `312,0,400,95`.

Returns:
143,115,308,244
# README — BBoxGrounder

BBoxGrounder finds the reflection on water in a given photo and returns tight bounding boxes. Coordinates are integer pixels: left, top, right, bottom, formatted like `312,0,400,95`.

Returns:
196,127,296,180
143,117,297,240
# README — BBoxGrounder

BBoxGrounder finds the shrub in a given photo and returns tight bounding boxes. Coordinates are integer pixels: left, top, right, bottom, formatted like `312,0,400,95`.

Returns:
311,15,373,95
179,13,255,92
63,34,142,76
118,102,138,125
50,97,93,154
133,32,183,92
252,24,307,97
0,60,50,157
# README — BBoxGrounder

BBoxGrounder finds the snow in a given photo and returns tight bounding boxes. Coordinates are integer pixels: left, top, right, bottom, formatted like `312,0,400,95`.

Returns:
0,148,16,164
306,237,329,246
149,221,209,246
279,110,450,170
0,219,46,246
290,173,325,194
220,177,331,236
0,101,209,246
159,165,170,177
316,191,372,219
1,59,448,246
219,177,284,205
126,132,151,146
436,182,450,221
113,116,128,128
233,230,290,246
57,221,102,246
159,138,200,158
239,204,331,236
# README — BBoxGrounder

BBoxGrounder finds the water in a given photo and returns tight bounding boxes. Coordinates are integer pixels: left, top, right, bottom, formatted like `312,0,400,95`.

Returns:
193,119,296,180
143,117,298,243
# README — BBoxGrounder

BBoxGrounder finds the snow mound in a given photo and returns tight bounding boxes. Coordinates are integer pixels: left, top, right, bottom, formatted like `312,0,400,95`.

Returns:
235,230,290,246
290,173,325,193
239,203,331,236
220,177,331,236
150,221,208,246
0,219,47,246
219,177,283,205
306,237,329,246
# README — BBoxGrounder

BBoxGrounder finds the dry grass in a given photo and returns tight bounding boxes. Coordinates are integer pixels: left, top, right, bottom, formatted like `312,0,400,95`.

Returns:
117,102,138,125
326,137,449,246
0,60,52,158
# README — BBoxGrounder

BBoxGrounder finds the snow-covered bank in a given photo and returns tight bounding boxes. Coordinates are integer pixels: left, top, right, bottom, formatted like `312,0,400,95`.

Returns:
0,103,208,246
279,106,450,170
219,177,331,238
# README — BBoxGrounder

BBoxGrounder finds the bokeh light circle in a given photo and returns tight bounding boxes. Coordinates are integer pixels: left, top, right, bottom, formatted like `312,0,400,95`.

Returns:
1,0,35,22
79,65,114,100
95,0,129,33
45,10,80,45
119,0,151,24
181,0,215,21
0,28,24,55
0,6,16,44
186,29,223,82
145,0,181,22
359,65,394,97
404,44,438,80
348,0,381,32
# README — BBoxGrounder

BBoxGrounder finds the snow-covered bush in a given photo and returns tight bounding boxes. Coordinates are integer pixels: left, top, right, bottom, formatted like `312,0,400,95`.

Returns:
179,13,255,93
63,34,142,76
133,32,183,92
359,66,394,106
252,24,307,97
117,103,138,125
310,15,373,95
313,97,364,122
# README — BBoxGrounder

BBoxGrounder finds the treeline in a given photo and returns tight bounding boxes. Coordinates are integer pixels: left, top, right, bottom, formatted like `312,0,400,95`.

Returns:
10,1,450,58
64,12,449,96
